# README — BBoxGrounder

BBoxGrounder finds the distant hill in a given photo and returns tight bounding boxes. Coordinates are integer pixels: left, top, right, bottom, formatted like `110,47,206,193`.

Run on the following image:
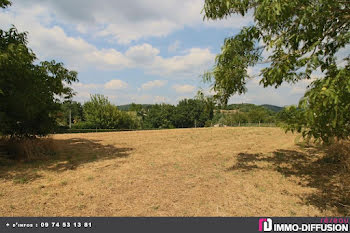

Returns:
260,104,284,112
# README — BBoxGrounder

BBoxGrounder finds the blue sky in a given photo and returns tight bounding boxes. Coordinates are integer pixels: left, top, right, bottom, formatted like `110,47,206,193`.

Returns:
2,0,345,106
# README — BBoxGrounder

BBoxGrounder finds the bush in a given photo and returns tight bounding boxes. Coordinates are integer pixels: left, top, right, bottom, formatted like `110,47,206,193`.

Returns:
82,94,140,130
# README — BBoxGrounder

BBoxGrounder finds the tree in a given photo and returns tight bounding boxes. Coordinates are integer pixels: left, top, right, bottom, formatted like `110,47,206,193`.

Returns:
0,0,10,9
143,104,176,129
279,65,350,143
203,0,350,142
83,94,119,129
129,102,147,126
83,94,139,129
175,99,202,128
234,112,248,125
248,108,268,124
58,101,84,126
0,25,78,137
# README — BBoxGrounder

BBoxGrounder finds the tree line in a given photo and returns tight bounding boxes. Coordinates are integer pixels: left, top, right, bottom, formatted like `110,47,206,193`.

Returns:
57,94,282,131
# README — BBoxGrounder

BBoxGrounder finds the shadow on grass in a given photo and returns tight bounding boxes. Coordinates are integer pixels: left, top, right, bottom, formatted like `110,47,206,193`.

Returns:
227,146,350,215
0,138,133,183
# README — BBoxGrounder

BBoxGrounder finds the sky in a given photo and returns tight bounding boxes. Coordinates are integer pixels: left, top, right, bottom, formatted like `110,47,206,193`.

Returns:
1,0,347,106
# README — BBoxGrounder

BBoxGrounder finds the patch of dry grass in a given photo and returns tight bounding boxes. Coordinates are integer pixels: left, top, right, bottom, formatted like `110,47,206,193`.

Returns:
1,137,57,161
0,127,348,216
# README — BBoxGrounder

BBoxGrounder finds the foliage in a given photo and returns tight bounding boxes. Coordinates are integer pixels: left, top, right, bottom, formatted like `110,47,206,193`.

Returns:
0,27,78,137
279,64,350,143
202,0,350,142
0,0,11,9
174,98,214,128
213,107,275,126
117,103,153,111
142,95,214,129
83,94,120,129
83,94,140,129
143,104,176,129
57,101,84,126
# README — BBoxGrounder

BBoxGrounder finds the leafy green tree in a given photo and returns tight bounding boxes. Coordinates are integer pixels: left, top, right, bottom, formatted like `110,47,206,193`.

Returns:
232,112,248,125
277,105,305,131
129,103,147,127
174,99,205,128
203,0,350,142
83,94,119,129
57,101,84,126
0,26,78,137
248,108,268,124
0,0,10,9
118,111,141,129
195,91,215,121
279,65,350,143
83,94,139,129
143,104,176,129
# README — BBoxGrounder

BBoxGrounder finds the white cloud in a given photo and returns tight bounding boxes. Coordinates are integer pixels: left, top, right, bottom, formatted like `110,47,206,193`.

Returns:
0,6,216,78
150,48,215,77
290,86,306,95
98,19,179,45
13,0,252,44
141,80,167,90
0,6,131,71
173,84,196,93
125,43,160,64
104,80,128,90
71,80,128,103
168,40,181,53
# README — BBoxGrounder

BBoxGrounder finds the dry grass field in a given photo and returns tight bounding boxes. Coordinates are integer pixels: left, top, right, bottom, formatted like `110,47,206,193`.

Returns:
0,127,348,216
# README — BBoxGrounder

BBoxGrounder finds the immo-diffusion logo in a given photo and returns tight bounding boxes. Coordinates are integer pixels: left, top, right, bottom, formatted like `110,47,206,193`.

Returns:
258,218,349,232
259,218,272,232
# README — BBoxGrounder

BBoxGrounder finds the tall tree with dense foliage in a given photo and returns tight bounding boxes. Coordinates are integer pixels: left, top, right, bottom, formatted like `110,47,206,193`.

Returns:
203,0,350,142
0,9,78,137
143,104,176,129
83,94,119,129
174,98,214,128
